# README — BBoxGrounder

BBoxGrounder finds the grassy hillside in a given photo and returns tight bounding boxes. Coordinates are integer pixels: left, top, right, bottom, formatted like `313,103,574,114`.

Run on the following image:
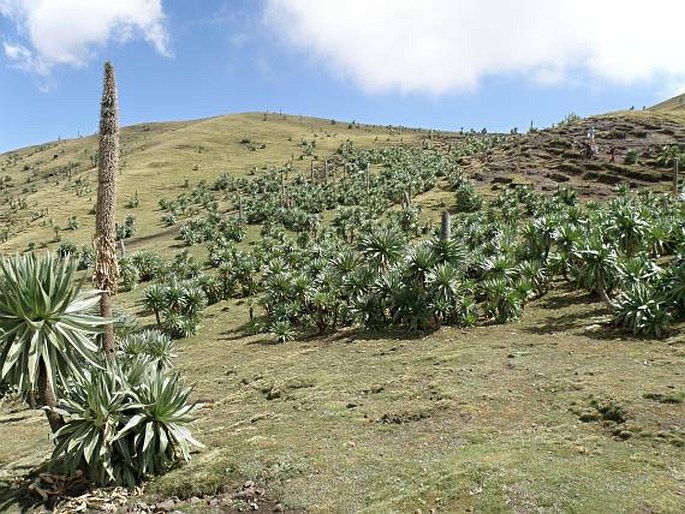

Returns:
1,109,684,513
1,108,682,254
649,93,685,113
0,113,427,254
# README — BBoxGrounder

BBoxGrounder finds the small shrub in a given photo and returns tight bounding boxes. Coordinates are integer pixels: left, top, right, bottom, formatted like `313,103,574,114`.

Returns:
664,259,685,316
612,282,671,338
643,391,684,404
480,276,524,323
142,283,166,328
194,275,223,305
120,329,175,369
162,311,202,339
624,149,640,165
77,244,96,270
124,192,140,208
142,280,207,339
454,183,482,213
52,360,202,487
0,379,15,399
270,320,296,344
590,397,627,423
558,112,582,125
131,250,165,281
553,185,578,206
162,213,177,226
119,257,141,292
57,240,78,258
112,309,140,340
116,214,137,240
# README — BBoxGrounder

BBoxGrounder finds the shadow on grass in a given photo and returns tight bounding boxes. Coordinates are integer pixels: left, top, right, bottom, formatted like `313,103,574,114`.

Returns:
0,465,58,513
220,319,433,347
246,338,282,346
584,322,678,342
335,326,436,343
219,319,264,342
525,304,675,342
125,224,179,249
0,414,31,424
523,305,609,336
538,290,598,310
218,331,251,343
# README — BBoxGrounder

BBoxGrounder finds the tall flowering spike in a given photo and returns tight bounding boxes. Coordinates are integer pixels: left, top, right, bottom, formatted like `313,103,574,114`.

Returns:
94,61,120,354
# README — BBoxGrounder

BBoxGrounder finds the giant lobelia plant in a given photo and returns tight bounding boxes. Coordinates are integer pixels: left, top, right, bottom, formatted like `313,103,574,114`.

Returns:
53,359,203,486
0,253,107,433
94,61,121,354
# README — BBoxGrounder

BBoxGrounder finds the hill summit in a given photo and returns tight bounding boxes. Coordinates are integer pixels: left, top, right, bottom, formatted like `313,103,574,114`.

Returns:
649,92,685,112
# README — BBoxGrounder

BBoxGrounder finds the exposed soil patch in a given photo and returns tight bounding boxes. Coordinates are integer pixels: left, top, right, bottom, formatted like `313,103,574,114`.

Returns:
377,411,429,424
437,113,685,197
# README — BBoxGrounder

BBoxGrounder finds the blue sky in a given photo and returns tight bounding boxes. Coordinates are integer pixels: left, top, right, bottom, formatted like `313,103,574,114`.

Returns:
1,0,683,152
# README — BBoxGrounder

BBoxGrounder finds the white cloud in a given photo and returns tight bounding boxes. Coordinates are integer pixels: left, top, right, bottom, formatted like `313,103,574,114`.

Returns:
265,0,685,95
3,41,30,62
1,0,169,74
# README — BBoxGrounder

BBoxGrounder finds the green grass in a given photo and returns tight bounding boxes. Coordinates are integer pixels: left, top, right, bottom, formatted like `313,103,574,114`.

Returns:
6,287,684,512
1,111,685,512
163,285,685,512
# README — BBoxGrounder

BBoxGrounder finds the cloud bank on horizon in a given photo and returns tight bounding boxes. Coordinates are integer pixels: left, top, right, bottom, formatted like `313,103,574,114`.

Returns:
265,0,685,96
0,0,168,75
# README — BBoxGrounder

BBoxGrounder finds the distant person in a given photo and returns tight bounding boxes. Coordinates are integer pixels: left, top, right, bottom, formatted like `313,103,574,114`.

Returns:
609,146,616,163
582,141,592,160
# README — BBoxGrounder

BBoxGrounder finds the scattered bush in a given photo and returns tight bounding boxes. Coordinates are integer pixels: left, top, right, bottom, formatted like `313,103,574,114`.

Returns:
131,250,165,281
125,191,140,208
52,360,202,487
120,329,176,369
142,280,206,339
57,240,78,258
116,214,137,240
119,257,141,292
624,149,640,165
454,183,482,213
612,282,671,338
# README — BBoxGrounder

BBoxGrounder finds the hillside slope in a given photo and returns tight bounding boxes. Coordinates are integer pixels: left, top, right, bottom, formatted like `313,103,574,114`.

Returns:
1,105,684,512
649,92,685,113
2,108,684,257
449,110,684,198
0,113,429,253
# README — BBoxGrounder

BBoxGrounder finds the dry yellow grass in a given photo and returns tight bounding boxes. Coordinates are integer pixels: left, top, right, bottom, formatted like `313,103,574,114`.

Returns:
0,113,427,254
